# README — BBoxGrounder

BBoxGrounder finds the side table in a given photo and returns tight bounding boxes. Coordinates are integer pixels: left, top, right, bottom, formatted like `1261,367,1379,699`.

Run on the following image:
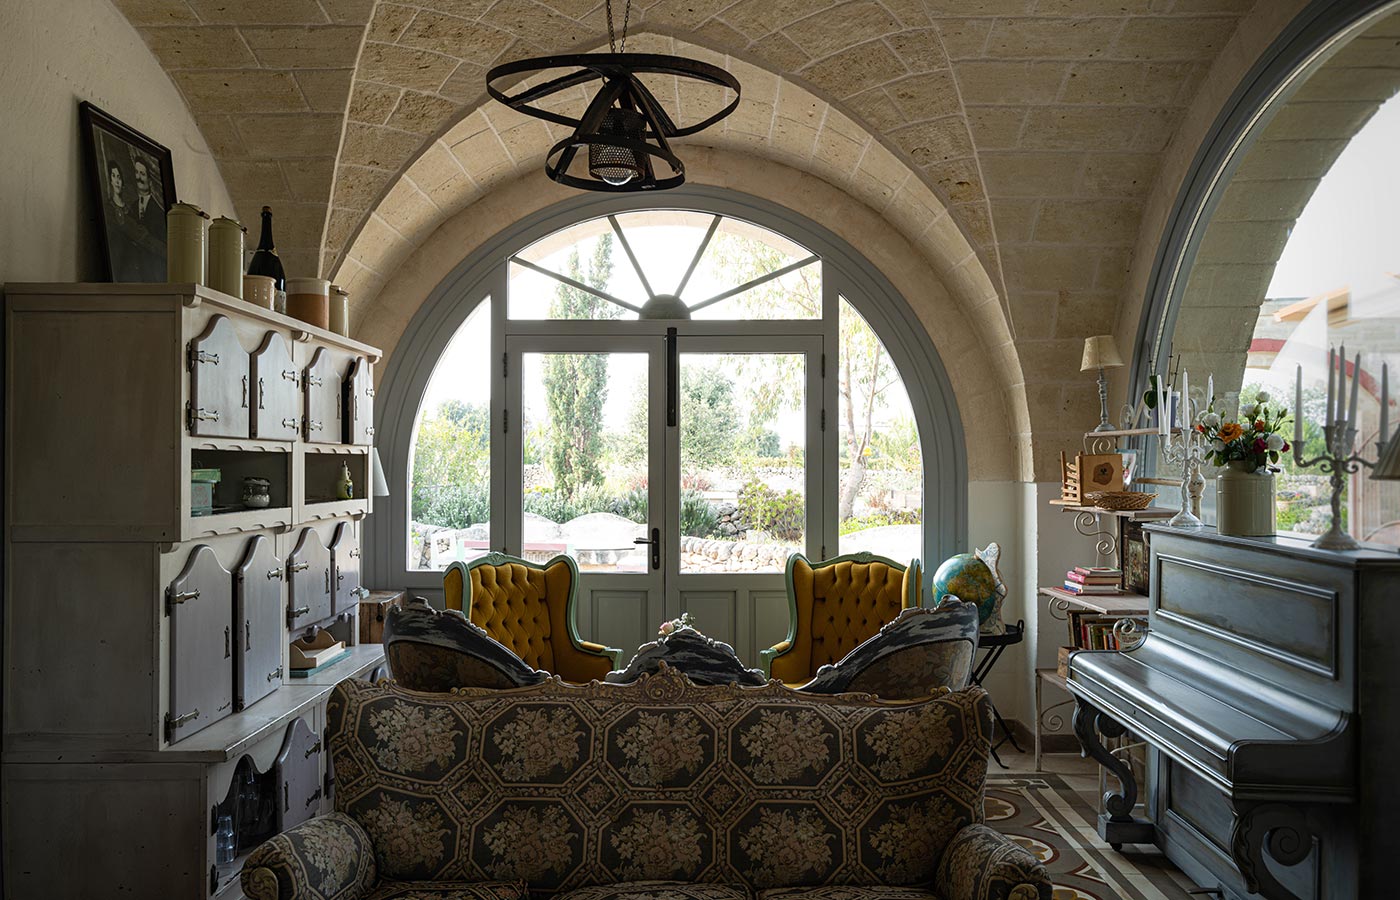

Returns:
972,619,1025,768
359,589,406,644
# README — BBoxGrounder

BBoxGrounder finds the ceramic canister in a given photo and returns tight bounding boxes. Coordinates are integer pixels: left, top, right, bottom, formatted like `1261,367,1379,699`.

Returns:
207,216,245,299
329,285,350,336
166,203,210,285
285,277,331,330
243,274,276,309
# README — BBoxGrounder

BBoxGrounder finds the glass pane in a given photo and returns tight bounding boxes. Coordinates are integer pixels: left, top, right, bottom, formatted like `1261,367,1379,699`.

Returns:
1162,12,1400,547
678,352,806,574
509,221,644,319
692,259,821,320
610,209,715,296
520,351,650,572
684,219,820,319
408,298,492,570
836,297,923,562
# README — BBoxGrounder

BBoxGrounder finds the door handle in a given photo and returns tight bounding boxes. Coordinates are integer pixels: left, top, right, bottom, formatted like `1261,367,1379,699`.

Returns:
633,527,661,571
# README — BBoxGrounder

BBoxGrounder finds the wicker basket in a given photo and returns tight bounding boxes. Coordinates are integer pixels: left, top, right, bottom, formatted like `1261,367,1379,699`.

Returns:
1085,490,1156,511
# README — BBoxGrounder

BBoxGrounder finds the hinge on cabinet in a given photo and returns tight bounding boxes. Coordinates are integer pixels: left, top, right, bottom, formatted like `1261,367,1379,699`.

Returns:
186,403,220,432
210,804,218,834
305,787,323,808
267,666,283,682
820,353,826,378
502,352,509,378
210,863,218,895
305,738,322,759
323,768,335,800
187,343,219,370
502,408,509,433
821,545,827,559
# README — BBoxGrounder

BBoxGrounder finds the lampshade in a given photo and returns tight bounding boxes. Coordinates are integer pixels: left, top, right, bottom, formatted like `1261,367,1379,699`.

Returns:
371,446,390,498
1081,335,1125,372
1375,433,1400,480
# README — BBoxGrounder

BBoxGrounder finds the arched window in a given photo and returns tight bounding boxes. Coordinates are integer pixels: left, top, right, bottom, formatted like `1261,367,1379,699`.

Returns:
1139,0,1400,546
369,187,965,663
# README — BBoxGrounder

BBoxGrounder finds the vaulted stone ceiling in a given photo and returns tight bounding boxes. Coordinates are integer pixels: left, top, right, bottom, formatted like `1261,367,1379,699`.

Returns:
116,0,1262,475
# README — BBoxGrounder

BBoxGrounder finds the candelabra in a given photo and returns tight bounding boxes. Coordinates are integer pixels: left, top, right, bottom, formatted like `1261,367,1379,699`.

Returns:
1293,350,1398,551
1160,391,1209,529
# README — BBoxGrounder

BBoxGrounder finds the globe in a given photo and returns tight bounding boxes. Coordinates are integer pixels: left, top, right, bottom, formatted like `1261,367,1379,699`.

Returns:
931,553,999,625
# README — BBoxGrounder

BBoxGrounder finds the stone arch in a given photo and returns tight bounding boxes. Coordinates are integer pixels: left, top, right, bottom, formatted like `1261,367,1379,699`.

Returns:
1164,7,1400,402
348,146,1019,482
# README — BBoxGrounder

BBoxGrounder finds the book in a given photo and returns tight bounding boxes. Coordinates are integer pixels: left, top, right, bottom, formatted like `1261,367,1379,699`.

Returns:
1064,580,1121,595
1066,570,1121,585
1073,565,1121,577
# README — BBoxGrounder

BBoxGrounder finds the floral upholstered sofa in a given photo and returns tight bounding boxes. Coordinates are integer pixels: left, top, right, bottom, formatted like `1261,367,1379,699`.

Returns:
241,668,1051,900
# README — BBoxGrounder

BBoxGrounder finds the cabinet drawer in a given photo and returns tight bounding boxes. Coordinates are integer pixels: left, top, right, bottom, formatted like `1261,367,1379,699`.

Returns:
234,534,284,711
167,545,235,743
188,315,251,439
287,527,333,631
330,521,362,616
249,331,300,441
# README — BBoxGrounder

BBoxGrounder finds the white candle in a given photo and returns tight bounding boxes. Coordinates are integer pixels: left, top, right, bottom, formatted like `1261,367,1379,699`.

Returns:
1295,365,1304,448
1207,374,1214,408
1382,362,1390,447
1158,372,1169,436
1327,347,1336,424
1348,351,1361,432
1182,370,1189,425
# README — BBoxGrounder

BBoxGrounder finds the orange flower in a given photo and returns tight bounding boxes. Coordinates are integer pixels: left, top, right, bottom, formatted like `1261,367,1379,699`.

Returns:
1218,422,1243,442
1255,419,1266,432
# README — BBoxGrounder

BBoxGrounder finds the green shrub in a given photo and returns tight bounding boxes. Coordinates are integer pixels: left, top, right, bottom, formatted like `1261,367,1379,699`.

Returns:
838,509,921,535
523,484,615,523
610,487,649,524
681,490,721,538
412,482,489,530
738,478,804,541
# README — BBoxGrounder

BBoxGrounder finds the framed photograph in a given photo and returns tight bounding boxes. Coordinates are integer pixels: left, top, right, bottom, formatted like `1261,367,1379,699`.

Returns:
79,100,176,282
1121,519,1150,596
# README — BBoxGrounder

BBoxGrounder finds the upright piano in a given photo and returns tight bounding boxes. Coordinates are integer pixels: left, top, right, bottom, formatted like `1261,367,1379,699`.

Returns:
1067,526,1400,900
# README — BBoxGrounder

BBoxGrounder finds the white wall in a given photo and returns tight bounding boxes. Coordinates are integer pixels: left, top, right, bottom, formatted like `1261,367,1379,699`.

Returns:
0,0,233,284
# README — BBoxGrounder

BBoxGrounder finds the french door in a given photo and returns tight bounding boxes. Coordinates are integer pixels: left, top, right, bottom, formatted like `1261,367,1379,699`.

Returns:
502,328,823,664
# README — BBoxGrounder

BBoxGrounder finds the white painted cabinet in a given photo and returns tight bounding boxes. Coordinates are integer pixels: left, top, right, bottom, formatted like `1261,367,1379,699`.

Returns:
3,283,385,899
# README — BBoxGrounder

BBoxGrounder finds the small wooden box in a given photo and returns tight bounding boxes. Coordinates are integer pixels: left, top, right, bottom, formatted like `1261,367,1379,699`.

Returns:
359,589,405,644
1057,645,1077,679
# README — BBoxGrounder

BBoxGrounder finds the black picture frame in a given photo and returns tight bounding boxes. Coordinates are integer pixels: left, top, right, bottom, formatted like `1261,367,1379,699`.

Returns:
79,100,176,282
1121,519,1150,596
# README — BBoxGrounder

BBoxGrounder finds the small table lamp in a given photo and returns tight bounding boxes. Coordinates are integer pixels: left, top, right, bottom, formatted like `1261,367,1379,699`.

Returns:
1082,335,1125,433
371,447,390,498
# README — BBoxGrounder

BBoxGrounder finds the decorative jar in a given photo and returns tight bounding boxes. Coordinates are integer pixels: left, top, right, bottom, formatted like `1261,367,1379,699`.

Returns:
241,477,272,509
1215,460,1275,537
207,216,245,298
166,202,209,284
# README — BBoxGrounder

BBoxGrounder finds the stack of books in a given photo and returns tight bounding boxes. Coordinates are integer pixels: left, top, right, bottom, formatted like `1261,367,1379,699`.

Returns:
1063,566,1122,595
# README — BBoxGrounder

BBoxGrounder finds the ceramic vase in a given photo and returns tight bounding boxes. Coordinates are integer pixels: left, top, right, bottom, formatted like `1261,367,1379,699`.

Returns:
1215,460,1275,537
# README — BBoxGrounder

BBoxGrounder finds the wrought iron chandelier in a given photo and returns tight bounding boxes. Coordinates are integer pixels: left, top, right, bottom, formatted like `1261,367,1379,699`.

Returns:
485,0,740,192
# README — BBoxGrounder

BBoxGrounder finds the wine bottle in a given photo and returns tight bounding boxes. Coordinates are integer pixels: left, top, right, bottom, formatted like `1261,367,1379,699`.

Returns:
247,206,286,310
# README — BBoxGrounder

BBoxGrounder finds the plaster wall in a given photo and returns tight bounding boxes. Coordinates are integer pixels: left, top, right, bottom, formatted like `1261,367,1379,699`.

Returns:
0,0,233,284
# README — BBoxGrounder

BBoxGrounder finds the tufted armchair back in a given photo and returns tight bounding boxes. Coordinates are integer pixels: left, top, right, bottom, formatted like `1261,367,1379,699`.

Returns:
443,553,619,683
762,551,921,684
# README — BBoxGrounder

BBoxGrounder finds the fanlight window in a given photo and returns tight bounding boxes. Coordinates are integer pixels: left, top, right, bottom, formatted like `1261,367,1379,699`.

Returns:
508,211,821,321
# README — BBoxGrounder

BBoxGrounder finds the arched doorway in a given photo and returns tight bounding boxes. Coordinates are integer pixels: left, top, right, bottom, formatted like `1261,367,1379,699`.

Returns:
368,186,967,662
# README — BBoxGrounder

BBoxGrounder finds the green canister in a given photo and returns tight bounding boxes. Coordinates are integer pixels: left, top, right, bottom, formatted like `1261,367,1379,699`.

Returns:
166,202,209,285
208,216,245,299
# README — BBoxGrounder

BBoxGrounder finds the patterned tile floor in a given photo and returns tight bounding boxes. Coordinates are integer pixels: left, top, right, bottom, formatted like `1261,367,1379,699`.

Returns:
990,749,1201,900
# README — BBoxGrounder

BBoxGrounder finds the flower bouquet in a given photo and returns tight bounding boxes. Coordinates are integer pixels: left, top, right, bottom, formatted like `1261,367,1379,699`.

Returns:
1196,392,1292,536
658,612,697,637
1197,392,1291,472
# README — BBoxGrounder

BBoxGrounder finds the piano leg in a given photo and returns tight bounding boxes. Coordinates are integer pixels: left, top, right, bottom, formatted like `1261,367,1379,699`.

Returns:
1072,696,1156,850
1230,802,1314,900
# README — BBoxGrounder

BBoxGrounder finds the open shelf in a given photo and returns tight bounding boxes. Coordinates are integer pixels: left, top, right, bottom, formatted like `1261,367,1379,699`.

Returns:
303,452,368,511
1038,586,1149,615
1052,504,1176,519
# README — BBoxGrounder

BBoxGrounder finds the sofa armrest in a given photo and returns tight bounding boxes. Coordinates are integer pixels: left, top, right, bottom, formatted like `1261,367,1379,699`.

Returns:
241,812,377,900
935,823,1052,900
758,641,791,677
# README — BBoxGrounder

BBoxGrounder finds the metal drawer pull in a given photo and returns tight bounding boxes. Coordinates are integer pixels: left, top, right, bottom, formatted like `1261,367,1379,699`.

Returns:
336,567,344,585
304,739,321,759
245,621,252,651
267,666,283,682
284,783,289,812
168,589,200,605
282,369,298,383
267,567,283,580
282,416,299,430
324,568,331,592
349,548,361,558
290,606,310,617
288,561,310,573
241,375,249,409
224,626,231,659
257,377,266,409
305,788,322,808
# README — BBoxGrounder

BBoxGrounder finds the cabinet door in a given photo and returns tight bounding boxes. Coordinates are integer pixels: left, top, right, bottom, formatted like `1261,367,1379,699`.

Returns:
250,332,300,442
188,314,251,438
302,347,341,445
343,357,375,445
235,534,284,711
166,544,235,743
287,527,332,631
329,521,362,615
274,716,322,832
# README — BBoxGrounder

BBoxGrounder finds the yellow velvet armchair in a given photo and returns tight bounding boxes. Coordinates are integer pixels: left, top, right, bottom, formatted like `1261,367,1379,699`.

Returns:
760,551,922,685
443,553,620,683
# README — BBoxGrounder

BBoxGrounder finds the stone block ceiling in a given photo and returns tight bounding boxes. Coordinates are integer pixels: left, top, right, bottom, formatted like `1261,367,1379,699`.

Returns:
115,0,1265,477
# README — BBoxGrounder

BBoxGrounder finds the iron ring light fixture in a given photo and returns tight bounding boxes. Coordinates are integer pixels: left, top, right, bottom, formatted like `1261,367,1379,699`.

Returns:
485,53,741,192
